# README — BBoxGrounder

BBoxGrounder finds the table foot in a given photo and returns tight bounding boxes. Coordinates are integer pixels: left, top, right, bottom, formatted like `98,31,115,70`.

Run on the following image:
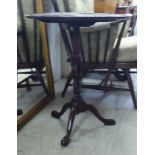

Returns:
52,97,115,146
51,111,61,119
103,119,116,125
61,107,76,147
84,102,116,125
51,102,72,119
17,109,23,116
61,135,70,147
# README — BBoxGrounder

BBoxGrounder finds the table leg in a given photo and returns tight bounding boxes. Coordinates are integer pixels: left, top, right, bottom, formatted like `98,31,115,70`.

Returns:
51,26,115,147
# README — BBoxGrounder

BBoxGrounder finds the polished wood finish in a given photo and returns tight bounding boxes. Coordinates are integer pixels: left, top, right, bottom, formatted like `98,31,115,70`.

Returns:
26,12,131,24
52,35,116,144
52,97,115,146
27,10,133,146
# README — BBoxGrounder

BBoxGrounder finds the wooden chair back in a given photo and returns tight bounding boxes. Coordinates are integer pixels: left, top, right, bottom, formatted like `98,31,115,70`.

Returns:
51,0,129,66
17,0,44,69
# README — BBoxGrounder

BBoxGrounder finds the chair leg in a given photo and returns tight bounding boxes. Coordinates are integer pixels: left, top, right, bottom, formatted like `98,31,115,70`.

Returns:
125,70,137,110
26,78,31,91
61,72,72,97
114,69,127,81
36,69,49,95
31,74,39,81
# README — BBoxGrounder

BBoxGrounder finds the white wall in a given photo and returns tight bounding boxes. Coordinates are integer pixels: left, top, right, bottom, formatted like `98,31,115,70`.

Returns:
61,39,71,77
44,0,71,79
44,0,62,81
47,23,62,81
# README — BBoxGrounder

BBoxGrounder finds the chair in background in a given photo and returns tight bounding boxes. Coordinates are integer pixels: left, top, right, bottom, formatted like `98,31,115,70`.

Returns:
17,0,48,94
51,0,137,109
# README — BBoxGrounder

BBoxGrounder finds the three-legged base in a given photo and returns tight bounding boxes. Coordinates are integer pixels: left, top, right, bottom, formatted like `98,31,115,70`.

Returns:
51,97,115,147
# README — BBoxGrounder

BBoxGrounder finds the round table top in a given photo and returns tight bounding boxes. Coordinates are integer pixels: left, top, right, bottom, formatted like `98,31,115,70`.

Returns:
26,12,132,25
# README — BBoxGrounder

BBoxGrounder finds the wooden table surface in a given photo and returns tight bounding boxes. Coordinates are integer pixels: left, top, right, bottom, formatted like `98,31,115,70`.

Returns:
26,12,132,25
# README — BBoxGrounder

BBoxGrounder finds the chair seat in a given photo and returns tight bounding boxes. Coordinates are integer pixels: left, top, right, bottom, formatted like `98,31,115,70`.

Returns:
80,22,110,32
69,0,94,13
117,36,137,62
80,22,137,62
80,22,137,63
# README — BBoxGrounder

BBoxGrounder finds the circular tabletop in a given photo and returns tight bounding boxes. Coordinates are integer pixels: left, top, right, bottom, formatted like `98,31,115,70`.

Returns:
26,12,132,26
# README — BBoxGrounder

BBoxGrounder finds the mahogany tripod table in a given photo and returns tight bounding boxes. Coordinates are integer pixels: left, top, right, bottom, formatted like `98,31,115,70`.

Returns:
27,12,131,147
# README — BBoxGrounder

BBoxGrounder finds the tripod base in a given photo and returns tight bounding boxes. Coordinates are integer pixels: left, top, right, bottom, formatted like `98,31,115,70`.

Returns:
51,97,115,146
